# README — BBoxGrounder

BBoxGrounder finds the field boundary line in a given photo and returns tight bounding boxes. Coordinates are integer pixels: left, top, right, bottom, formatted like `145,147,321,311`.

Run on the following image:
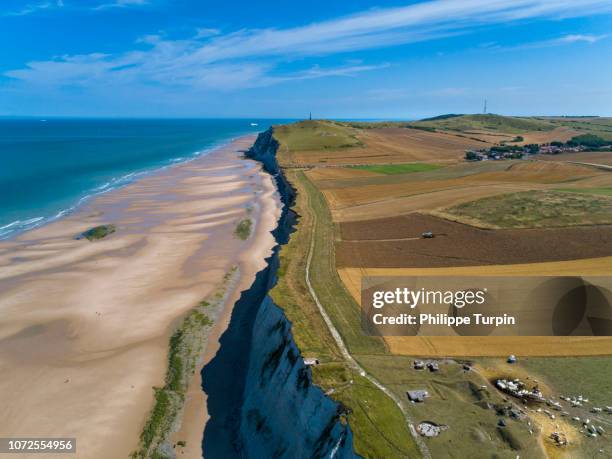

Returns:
567,161,612,172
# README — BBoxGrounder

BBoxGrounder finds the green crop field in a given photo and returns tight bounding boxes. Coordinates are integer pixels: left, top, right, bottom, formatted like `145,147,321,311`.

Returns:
445,190,612,228
351,163,443,175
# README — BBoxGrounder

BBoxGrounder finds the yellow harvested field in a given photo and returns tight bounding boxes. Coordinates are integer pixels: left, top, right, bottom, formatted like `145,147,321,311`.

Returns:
287,128,488,166
519,126,580,144
558,173,612,188
355,128,489,163
330,183,536,222
383,336,612,357
539,151,612,167
449,130,516,144
340,257,612,296
467,161,597,183
312,160,604,221
322,177,530,209
338,259,612,356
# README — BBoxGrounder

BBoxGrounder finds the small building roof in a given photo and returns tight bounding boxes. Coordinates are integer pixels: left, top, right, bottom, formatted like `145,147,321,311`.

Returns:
407,390,430,402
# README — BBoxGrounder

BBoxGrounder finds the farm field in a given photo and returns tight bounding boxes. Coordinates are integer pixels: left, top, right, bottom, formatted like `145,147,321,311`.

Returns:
271,116,612,459
544,116,612,141
443,190,612,229
539,151,612,166
517,126,580,145
275,120,489,166
348,115,612,146
350,162,443,174
340,264,612,358
274,118,612,353
336,213,612,268
310,160,607,222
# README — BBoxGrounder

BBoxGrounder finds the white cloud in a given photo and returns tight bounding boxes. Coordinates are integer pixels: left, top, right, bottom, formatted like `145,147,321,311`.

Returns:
3,0,147,16
493,32,608,51
194,28,221,39
556,34,607,44
3,1,63,16
93,0,149,10
4,0,612,90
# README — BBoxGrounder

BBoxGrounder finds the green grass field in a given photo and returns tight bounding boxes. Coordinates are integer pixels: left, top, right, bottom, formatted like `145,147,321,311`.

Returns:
342,114,556,135
273,120,363,151
478,356,612,459
351,163,443,175
359,355,543,459
498,356,612,407
446,190,612,228
413,114,556,134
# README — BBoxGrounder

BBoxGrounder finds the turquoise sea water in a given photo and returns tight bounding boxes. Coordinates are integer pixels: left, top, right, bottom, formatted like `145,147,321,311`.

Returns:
0,118,289,239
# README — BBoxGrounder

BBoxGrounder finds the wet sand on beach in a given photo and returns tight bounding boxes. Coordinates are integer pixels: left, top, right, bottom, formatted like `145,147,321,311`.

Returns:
0,136,281,458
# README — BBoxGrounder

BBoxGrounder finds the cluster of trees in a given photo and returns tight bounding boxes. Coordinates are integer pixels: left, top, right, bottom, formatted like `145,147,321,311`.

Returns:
566,134,611,148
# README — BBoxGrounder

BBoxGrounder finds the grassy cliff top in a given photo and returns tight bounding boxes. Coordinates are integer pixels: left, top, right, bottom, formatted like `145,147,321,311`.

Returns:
273,120,362,151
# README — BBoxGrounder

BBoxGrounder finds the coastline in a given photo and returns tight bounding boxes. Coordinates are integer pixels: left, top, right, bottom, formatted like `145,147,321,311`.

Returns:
0,135,246,241
0,135,281,458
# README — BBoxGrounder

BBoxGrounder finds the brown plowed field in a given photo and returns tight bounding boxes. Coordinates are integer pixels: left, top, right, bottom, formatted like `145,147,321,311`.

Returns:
336,213,612,268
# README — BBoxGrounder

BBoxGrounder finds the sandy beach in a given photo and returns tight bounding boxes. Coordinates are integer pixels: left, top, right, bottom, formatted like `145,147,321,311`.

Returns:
0,136,281,458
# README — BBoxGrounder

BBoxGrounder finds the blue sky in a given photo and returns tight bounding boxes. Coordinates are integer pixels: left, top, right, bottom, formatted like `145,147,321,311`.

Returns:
1,0,611,118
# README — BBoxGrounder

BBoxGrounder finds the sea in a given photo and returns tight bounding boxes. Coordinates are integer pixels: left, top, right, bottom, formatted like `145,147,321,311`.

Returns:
0,118,290,239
